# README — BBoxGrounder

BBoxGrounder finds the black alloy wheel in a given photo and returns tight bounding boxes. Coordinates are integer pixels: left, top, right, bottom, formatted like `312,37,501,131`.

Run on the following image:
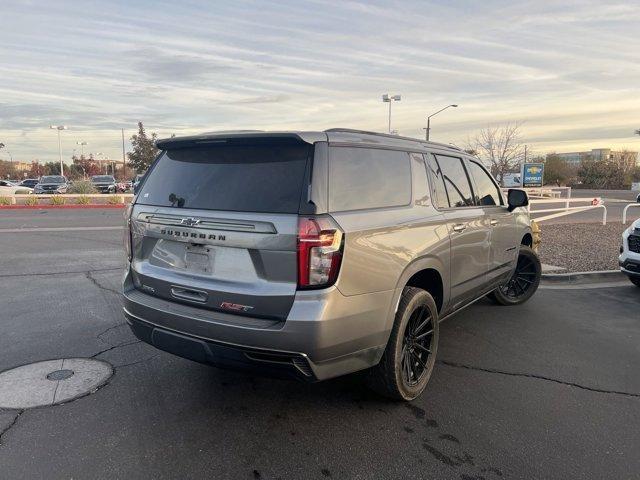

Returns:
489,245,541,306
367,287,439,401
401,304,436,387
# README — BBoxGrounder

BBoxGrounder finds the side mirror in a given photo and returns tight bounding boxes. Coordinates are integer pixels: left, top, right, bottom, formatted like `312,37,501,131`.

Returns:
507,189,528,212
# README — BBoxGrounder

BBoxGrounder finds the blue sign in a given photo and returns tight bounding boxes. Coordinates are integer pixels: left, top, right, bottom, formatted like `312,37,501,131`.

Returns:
522,163,544,188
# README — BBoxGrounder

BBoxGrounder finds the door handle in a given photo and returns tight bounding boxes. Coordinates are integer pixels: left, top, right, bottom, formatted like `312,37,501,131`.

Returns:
490,219,499,226
452,223,467,233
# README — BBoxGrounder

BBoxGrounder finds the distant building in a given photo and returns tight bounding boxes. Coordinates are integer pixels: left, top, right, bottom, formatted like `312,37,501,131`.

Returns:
13,161,34,172
556,149,639,167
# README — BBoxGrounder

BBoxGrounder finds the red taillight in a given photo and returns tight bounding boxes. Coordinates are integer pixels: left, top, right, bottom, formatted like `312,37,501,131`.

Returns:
297,216,343,289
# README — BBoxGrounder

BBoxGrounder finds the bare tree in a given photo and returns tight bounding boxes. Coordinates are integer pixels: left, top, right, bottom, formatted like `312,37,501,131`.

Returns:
468,123,525,185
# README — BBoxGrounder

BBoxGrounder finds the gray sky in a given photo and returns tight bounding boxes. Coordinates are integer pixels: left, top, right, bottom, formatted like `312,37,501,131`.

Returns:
1,0,639,163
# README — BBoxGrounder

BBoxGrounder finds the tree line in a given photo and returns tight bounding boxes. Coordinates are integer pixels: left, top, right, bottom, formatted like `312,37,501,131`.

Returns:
3,122,638,188
467,123,640,189
1,122,160,181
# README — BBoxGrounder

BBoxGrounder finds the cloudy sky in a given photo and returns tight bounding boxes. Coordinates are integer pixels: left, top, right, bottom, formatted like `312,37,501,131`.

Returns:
1,0,639,164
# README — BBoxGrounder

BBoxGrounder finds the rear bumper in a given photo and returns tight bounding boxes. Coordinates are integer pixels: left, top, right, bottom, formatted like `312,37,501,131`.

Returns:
126,313,317,380
122,268,393,381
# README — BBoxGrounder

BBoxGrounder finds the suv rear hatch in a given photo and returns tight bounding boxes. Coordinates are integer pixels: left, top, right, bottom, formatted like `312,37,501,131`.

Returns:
129,136,313,321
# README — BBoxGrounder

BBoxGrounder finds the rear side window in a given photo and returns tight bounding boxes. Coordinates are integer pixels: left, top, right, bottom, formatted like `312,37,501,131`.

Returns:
329,147,411,212
425,154,449,209
136,141,311,213
466,160,503,206
435,155,474,208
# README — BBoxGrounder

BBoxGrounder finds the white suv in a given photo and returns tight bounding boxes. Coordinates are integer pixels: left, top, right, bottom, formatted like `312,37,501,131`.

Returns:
620,218,640,287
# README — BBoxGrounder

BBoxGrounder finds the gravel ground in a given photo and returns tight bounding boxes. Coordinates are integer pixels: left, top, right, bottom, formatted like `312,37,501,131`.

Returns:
538,222,629,272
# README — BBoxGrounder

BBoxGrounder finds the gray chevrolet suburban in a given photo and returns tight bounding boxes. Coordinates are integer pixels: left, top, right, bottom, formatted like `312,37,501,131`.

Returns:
122,129,540,400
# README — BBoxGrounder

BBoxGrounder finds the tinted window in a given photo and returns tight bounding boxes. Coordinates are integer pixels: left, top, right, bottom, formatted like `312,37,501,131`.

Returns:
136,141,311,213
92,176,115,183
467,160,503,206
40,176,65,184
435,155,474,207
329,147,411,212
424,154,449,209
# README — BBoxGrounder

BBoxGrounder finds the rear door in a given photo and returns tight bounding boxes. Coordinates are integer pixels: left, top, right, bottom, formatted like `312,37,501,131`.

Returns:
465,159,518,284
426,153,491,308
130,138,313,320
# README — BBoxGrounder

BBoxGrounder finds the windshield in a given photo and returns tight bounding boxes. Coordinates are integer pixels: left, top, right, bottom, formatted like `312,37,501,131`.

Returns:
92,176,115,183
137,141,311,213
40,176,65,184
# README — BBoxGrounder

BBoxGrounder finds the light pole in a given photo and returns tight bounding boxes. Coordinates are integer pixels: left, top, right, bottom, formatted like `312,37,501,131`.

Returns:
424,105,458,141
96,153,107,173
382,94,401,134
49,125,68,176
76,141,88,156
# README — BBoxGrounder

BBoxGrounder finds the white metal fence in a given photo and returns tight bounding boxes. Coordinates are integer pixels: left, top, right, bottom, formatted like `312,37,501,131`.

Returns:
528,198,607,225
622,203,640,224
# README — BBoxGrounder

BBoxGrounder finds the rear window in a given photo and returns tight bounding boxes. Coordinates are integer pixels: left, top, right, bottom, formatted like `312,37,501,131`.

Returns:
329,147,411,212
136,141,311,213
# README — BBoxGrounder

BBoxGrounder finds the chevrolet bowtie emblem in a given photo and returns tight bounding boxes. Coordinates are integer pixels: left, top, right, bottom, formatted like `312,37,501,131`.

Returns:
180,217,201,227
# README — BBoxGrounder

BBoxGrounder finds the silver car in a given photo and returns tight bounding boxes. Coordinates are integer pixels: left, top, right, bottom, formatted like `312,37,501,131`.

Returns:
122,129,540,400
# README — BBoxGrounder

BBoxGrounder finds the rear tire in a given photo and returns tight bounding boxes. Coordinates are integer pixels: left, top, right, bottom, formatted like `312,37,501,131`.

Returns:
489,245,541,306
367,287,439,401
629,276,640,287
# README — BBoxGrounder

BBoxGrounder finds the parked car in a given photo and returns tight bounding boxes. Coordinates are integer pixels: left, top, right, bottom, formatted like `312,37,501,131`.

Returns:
0,180,33,194
122,129,539,401
116,181,132,192
90,175,117,194
34,175,70,194
619,218,640,287
20,179,39,189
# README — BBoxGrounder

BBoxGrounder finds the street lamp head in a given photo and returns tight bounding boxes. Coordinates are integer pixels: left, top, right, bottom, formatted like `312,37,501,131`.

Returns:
382,94,401,102
451,104,458,107
49,125,68,130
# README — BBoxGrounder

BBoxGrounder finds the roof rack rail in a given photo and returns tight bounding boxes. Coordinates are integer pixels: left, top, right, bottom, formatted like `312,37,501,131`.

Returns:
324,128,462,151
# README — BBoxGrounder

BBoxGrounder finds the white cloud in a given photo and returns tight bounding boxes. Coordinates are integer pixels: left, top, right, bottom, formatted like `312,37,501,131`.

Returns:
0,0,639,163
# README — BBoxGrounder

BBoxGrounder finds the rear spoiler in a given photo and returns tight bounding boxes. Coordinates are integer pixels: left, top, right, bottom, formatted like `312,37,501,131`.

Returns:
155,132,327,150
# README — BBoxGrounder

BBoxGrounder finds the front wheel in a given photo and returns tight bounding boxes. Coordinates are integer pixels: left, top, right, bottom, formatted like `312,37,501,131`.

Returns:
629,276,640,287
367,287,439,401
489,245,541,306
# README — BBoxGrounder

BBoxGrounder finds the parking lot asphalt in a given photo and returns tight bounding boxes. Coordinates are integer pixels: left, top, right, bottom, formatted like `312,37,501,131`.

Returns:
1,211,639,480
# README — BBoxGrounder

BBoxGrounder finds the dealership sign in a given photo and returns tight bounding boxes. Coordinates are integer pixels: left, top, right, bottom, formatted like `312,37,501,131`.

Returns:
521,163,544,188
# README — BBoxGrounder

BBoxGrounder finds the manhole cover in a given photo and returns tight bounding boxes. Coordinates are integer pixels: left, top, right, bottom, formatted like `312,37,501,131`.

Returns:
46,369,75,381
0,358,112,409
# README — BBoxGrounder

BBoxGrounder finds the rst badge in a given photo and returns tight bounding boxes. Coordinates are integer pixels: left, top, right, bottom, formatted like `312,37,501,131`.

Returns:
220,302,254,313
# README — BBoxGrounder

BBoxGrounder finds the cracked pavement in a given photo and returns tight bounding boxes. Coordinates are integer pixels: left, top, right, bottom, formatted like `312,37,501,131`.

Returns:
0,209,639,479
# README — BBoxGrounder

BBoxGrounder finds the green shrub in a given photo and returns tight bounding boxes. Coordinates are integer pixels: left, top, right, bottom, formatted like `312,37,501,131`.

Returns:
76,195,91,205
24,196,38,206
107,195,122,204
0,196,12,206
50,195,66,205
69,180,97,194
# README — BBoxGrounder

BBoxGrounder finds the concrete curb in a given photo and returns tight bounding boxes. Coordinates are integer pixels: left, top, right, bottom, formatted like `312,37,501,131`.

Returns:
541,270,626,284
0,204,126,210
